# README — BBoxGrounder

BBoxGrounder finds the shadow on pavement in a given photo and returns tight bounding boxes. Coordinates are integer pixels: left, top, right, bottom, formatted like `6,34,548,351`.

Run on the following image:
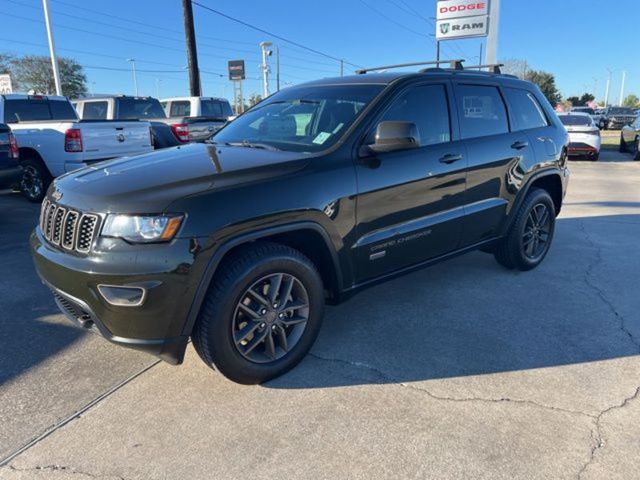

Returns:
267,213,640,390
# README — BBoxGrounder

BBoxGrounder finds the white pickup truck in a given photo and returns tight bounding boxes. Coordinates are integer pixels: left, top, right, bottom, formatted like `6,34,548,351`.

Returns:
1,94,153,202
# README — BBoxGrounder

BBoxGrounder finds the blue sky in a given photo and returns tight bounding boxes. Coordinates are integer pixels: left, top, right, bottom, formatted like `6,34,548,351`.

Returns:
0,0,636,103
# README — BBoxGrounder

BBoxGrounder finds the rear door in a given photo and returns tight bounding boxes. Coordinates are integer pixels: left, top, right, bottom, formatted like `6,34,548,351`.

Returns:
452,82,537,246
354,81,467,282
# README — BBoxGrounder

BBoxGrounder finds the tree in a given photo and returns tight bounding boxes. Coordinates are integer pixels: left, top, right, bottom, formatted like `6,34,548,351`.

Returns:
500,58,529,79
0,53,13,74
10,55,87,97
566,93,595,107
524,70,562,107
622,94,639,108
248,93,263,107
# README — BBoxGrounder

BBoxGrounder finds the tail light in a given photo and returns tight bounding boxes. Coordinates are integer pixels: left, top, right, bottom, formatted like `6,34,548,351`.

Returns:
170,123,190,143
8,132,19,159
64,128,83,152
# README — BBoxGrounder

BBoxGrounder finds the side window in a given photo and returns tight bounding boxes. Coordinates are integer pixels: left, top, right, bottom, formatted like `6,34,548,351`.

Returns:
170,100,191,117
373,84,451,147
82,101,108,120
456,85,509,139
504,87,548,131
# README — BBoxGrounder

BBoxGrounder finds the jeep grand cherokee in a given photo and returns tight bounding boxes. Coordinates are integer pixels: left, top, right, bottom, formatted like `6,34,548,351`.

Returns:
31,64,569,384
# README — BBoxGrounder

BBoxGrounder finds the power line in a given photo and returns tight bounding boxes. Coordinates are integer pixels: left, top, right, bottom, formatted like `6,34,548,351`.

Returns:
191,0,363,69
358,0,430,38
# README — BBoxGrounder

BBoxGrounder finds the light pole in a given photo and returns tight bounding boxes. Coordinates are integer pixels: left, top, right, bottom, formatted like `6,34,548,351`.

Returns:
42,0,62,95
604,69,612,108
619,70,626,106
260,41,273,98
127,58,138,96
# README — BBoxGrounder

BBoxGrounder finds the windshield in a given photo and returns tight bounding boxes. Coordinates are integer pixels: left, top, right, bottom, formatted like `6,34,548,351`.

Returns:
559,115,592,126
201,99,233,118
117,98,166,119
609,107,635,115
213,84,384,152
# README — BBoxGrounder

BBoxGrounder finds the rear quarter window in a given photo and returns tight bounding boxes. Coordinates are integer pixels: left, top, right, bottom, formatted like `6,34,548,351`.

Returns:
456,85,509,139
504,87,548,131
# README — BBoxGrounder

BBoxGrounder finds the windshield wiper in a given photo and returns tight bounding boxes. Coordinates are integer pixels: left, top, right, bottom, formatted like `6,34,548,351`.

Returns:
225,141,279,151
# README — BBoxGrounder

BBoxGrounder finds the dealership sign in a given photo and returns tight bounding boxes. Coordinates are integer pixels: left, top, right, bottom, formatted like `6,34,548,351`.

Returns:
436,0,489,40
228,60,246,81
0,74,12,94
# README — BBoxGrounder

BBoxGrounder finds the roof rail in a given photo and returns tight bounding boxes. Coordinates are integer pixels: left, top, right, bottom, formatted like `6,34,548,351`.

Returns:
355,59,464,75
464,63,505,74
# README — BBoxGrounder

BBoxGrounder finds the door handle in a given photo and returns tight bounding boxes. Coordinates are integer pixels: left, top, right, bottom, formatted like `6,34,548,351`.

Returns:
511,140,529,150
439,153,463,164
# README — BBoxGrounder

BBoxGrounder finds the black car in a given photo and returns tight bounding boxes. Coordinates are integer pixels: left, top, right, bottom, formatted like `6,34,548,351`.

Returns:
0,123,20,190
602,107,637,130
31,63,570,384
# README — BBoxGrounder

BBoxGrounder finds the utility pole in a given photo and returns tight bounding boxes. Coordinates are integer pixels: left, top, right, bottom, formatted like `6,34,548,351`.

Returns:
485,0,500,64
276,46,280,92
619,70,626,106
604,70,612,108
260,41,273,98
478,44,483,67
127,58,138,96
436,41,440,65
340,60,344,77
42,0,62,95
182,0,201,96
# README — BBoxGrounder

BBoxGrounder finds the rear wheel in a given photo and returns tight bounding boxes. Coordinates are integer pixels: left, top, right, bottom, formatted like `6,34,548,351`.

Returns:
494,188,556,271
192,242,324,384
20,157,51,203
634,137,640,161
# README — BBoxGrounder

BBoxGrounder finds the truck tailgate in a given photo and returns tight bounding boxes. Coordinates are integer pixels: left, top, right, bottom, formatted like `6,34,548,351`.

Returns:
80,121,153,160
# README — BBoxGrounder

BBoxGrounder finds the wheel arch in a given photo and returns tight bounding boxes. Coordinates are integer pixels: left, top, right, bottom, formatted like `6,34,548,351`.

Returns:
181,222,343,337
18,147,52,177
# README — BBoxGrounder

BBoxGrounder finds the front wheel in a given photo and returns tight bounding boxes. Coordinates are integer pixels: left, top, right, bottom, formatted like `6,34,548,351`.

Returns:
192,242,325,384
619,134,627,153
494,188,556,271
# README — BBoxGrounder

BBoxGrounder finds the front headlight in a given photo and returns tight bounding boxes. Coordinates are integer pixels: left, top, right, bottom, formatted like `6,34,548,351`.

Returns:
101,214,184,243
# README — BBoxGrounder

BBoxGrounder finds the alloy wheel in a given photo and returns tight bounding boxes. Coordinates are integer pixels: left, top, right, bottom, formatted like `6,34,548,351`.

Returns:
21,165,43,201
521,203,552,261
232,273,310,364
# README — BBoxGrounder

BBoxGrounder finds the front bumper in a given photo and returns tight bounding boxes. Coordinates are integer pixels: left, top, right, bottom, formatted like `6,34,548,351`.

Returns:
30,228,209,364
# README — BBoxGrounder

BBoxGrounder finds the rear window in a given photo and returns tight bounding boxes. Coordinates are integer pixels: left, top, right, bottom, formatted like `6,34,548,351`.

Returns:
3,99,78,123
456,85,509,139
201,99,233,118
559,115,592,126
116,98,166,119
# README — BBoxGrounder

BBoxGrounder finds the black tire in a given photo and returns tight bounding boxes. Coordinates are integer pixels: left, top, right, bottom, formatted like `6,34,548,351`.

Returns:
494,188,556,271
192,242,325,384
592,152,599,162
634,138,640,161
619,134,627,153
20,157,51,203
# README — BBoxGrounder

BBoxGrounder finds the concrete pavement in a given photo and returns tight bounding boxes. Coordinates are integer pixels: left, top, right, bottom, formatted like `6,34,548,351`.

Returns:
1,149,639,479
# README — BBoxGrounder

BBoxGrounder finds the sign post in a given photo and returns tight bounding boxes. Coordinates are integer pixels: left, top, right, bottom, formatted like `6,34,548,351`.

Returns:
228,60,246,115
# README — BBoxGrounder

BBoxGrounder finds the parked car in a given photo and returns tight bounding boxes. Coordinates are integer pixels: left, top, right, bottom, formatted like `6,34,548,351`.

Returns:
601,106,636,130
619,115,640,160
0,123,20,190
31,66,569,384
571,106,605,129
74,95,206,148
160,96,234,142
1,94,154,202
558,112,601,160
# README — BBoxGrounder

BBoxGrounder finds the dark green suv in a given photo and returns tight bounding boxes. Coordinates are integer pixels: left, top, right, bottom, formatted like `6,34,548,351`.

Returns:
31,65,570,384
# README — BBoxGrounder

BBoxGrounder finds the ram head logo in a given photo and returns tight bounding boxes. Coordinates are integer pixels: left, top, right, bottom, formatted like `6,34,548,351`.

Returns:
440,23,450,34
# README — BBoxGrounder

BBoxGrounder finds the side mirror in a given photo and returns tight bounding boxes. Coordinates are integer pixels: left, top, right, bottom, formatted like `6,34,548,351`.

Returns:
367,121,421,154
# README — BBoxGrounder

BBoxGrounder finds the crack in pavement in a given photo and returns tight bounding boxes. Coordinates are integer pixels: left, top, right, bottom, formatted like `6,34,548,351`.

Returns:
578,220,640,352
307,353,595,418
5,464,126,479
576,386,640,479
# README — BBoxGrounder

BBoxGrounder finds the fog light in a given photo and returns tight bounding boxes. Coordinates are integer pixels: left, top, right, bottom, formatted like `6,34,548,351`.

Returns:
97,285,146,307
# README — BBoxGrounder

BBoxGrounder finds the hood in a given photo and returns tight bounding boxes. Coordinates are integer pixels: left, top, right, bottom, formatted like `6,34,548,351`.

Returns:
51,143,307,213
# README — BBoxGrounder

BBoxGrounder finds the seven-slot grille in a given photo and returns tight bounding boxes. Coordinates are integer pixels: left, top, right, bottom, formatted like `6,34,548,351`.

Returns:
40,199,100,253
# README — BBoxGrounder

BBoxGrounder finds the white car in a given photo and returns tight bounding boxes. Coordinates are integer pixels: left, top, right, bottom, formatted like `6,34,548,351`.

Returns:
558,112,601,161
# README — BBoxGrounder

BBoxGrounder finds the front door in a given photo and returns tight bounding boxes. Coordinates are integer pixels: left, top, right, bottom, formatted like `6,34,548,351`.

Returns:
354,82,467,282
